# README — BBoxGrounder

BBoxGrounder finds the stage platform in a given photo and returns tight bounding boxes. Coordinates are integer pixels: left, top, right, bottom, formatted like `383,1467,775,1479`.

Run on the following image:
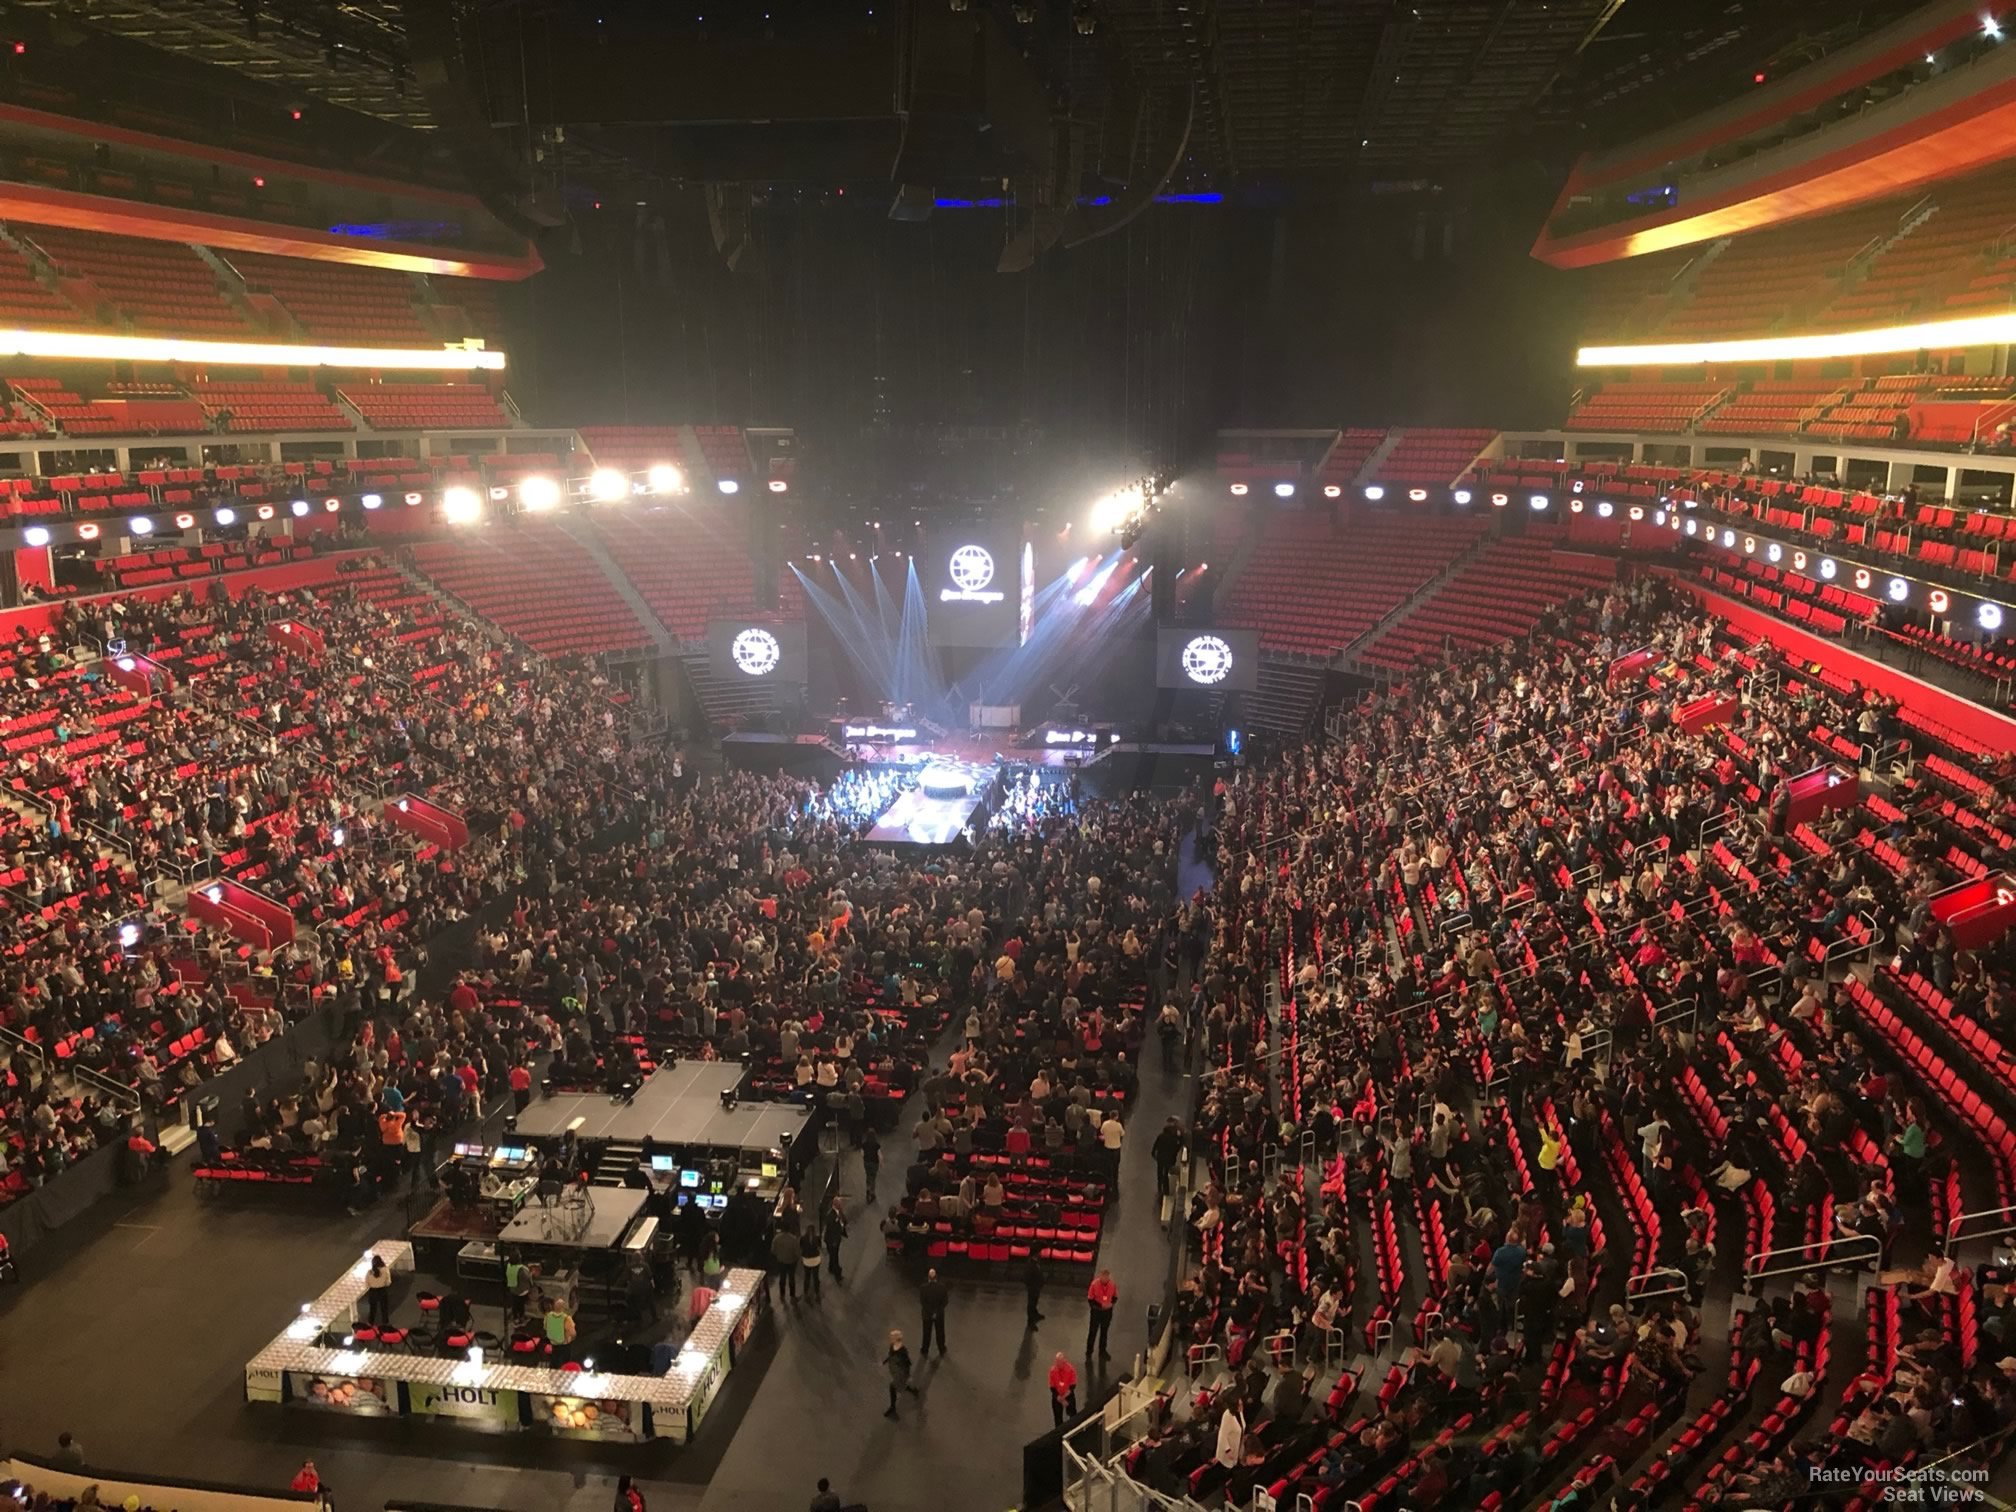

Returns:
498,1186,649,1251
516,1061,808,1152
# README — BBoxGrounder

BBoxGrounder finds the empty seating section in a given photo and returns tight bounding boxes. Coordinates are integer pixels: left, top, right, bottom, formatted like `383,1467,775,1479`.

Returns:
0,240,82,328
229,251,433,343
1577,247,1690,339
587,509,763,640
1218,512,1485,655
579,425,688,474
1826,179,2016,327
1660,202,1897,340
191,380,352,433
1375,428,1494,485
24,225,250,336
694,425,749,480
1318,427,1388,486
7,376,131,436
336,382,511,430
410,529,651,656
1358,538,1617,671
1565,381,1724,432
428,277,506,344
1695,380,1845,435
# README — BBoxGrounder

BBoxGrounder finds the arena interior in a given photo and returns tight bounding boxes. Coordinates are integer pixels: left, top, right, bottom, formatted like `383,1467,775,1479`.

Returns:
6,1,2016,1510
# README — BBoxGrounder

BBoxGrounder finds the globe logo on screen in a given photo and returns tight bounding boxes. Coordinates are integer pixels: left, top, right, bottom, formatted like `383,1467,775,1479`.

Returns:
949,545,995,594
941,544,1005,603
1181,634,1235,685
730,627,781,677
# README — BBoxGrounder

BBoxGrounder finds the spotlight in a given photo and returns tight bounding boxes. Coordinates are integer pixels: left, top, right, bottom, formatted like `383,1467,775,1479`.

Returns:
647,463,682,494
22,526,47,547
1322,484,1342,498
1595,501,1612,519
1887,577,1910,602
441,486,483,525
129,516,153,536
1229,482,1249,496
717,479,741,495
1792,551,1807,570
1628,505,1644,521
1452,489,1471,505
518,475,561,512
1364,486,1385,501
1408,488,1428,503
1979,601,2004,631
361,494,382,510
1685,519,1698,536
1570,499,1586,515
173,513,194,530
768,479,789,494
116,656,136,672
257,505,275,521
1819,557,1837,579
1854,568,1872,589
1530,495,1550,512
214,507,237,526
204,885,222,904
1490,493,1508,507
331,826,346,847
1654,510,1667,527
323,498,340,512
290,499,310,517
588,468,630,503
1767,543,1782,562
403,491,424,506
118,922,140,949
1930,590,1950,613
1721,529,1736,548
1273,482,1295,499
1743,536,1756,554
1986,13,2004,38
488,486,510,501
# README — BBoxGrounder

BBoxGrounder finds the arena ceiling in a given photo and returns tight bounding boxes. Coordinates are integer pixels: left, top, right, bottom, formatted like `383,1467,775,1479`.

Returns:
12,0,1952,200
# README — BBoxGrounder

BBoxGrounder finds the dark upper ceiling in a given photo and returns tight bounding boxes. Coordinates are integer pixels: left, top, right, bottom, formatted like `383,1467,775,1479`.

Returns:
5,0,1954,206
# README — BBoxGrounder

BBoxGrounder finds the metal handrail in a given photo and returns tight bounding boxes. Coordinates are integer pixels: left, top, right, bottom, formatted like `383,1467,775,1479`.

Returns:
1742,1230,1881,1287
0,1022,47,1070
68,1057,141,1111
1943,1202,2016,1257
1625,1265,1690,1306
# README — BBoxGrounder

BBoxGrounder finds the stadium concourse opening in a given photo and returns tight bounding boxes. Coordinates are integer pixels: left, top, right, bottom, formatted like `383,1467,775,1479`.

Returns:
11,2,2016,1511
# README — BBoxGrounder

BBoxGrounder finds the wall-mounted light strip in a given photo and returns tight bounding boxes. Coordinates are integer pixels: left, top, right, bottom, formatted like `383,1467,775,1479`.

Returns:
0,329,505,371
1577,311,2016,368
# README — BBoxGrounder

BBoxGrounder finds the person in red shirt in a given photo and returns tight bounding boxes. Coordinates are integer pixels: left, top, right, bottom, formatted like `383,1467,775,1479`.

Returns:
1048,1351,1079,1426
447,974,481,1018
509,1061,533,1113
1085,1269,1117,1358
289,1460,321,1495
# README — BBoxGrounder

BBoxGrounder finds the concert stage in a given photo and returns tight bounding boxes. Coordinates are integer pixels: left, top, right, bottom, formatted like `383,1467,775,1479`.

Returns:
515,1061,809,1151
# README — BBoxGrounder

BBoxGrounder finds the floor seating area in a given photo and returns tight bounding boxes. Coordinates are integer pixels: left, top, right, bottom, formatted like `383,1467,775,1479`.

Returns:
410,526,653,656
1218,511,1486,656
1357,536,1617,671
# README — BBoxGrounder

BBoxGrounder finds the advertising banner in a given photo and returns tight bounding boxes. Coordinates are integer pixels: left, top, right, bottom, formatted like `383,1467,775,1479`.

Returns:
535,1393,646,1441
287,1371,394,1414
927,530,1022,647
1154,627,1260,691
706,619,808,683
410,1381,520,1427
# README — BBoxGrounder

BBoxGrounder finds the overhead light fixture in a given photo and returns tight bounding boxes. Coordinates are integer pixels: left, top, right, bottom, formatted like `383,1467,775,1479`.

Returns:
1578,309,2016,367
0,329,506,371
588,468,629,503
518,475,560,511
441,485,483,524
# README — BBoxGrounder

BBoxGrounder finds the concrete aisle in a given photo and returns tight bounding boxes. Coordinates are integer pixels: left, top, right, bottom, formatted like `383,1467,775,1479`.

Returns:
693,1030,1196,1512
